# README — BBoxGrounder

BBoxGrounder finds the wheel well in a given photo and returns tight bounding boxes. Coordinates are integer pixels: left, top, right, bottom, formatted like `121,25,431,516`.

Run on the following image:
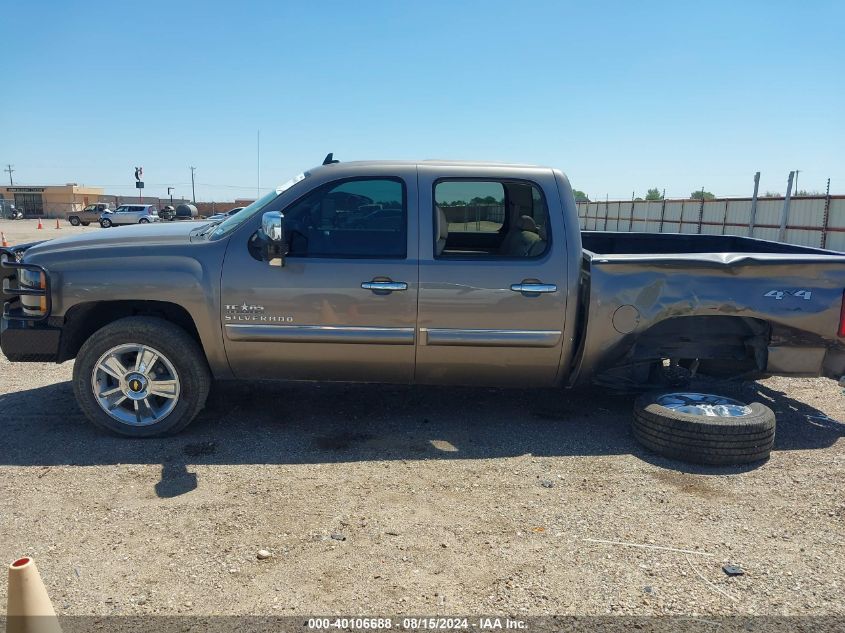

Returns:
632,315,770,369
58,300,203,362
594,316,771,387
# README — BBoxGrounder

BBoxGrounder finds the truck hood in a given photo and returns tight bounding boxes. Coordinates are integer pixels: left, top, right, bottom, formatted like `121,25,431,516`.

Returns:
23,222,208,258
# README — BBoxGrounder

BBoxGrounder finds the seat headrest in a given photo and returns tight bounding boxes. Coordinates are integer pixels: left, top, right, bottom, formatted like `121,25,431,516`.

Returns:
517,215,538,233
436,206,449,240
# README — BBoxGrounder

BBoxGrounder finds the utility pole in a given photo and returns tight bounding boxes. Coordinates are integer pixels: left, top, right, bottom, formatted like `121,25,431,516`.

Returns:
4,164,14,186
779,171,795,242
794,169,801,195
821,177,832,249
257,130,261,200
189,166,196,203
749,171,761,236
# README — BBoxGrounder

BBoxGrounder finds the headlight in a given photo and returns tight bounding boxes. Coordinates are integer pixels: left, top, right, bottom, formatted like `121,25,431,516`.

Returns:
18,268,47,314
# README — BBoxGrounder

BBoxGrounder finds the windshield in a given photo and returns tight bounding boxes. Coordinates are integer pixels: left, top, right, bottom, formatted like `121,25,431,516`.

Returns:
208,173,308,240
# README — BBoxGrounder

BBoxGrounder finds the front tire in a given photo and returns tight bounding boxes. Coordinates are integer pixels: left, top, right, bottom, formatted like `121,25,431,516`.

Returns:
633,392,775,465
69,217,80,226
72,317,211,437
139,218,150,224
100,218,112,228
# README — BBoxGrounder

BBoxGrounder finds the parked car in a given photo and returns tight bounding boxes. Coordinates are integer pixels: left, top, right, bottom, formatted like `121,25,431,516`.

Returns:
3,158,845,467
206,207,244,222
159,206,176,221
68,203,112,226
100,204,159,227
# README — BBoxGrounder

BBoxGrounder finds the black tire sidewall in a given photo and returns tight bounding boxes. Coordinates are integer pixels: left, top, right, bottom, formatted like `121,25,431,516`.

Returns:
73,317,210,437
101,219,111,228
635,392,774,433
69,217,80,226
632,391,776,465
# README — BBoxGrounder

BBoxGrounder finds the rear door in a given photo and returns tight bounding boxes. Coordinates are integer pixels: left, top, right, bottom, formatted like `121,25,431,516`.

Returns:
415,165,569,387
113,207,137,225
221,168,419,382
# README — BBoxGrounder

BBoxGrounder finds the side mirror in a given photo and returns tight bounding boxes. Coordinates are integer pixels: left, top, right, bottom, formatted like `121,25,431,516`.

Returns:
260,211,289,266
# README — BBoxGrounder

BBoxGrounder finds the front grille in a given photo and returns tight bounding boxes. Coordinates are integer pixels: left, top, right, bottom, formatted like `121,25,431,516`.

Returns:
0,246,52,321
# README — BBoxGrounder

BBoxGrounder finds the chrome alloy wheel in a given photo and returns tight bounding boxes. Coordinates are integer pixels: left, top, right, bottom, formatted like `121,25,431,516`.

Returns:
656,392,752,418
91,344,181,426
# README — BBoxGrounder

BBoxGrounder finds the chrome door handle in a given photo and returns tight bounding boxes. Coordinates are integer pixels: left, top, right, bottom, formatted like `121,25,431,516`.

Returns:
510,283,557,294
361,281,408,292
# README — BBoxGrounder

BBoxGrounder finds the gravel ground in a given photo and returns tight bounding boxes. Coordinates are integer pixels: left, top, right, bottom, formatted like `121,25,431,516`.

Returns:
1,220,844,618
0,218,99,246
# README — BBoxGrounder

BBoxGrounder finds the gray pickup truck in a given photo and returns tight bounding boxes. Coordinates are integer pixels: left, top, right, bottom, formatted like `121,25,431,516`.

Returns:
2,158,845,455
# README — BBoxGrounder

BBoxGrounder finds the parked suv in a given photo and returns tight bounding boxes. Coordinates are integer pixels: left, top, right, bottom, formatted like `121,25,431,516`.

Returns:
68,203,111,226
100,205,159,227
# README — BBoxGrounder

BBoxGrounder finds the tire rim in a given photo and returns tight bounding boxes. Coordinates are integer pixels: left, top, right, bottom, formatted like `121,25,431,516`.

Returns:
657,392,752,418
91,344,181,426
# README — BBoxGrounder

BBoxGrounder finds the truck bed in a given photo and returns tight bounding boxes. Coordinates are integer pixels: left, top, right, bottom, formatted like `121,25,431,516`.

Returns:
572,231,845,388
581,231,839,257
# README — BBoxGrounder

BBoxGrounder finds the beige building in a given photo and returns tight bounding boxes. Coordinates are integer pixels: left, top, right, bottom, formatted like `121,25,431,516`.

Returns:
0,184,105,218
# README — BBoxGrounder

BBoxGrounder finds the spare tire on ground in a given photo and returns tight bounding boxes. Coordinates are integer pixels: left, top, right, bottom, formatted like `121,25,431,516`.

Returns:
633,392,776,465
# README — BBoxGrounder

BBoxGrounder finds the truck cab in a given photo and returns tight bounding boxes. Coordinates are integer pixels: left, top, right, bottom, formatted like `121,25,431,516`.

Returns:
217,161,579,387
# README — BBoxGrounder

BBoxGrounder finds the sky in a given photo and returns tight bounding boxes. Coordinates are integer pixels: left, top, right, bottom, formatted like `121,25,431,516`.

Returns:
1,0,843,202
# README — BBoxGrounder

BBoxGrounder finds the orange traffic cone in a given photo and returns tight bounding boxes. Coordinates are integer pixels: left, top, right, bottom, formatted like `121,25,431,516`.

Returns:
6,557,62,633
36,219,43,230
1,232,8,247
55,219,61,230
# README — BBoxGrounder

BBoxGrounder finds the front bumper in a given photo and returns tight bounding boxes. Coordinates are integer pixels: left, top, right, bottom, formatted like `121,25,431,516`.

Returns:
0,316,61,362
1,244,59,362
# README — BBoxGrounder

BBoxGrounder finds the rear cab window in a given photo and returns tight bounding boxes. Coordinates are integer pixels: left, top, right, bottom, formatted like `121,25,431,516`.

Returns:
433,179,550,258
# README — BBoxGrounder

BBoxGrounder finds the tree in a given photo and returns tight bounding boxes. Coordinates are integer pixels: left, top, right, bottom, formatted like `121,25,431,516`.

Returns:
572,190,589,202
690,190,715,200
762,191,781,197
645,188,663,201
469,195,499,205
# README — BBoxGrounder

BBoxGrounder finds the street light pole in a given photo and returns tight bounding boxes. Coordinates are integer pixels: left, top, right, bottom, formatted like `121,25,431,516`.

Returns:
189,166,196,203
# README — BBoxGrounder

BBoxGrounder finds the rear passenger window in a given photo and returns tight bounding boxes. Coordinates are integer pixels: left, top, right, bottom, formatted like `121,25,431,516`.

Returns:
284,178,406,258
434,179,549,258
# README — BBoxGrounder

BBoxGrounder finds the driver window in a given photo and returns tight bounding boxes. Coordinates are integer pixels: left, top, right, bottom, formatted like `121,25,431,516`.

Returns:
284,178,407,258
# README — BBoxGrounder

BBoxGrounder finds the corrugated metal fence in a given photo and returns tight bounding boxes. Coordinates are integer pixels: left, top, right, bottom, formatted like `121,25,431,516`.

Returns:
577,195,845,251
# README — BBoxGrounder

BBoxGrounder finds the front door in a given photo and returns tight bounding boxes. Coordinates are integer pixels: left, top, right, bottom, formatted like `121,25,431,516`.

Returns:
415,166,569,387
221,173,418,382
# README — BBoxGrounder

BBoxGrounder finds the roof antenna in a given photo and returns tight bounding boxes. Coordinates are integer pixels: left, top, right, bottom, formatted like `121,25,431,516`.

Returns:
323,153,339,165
